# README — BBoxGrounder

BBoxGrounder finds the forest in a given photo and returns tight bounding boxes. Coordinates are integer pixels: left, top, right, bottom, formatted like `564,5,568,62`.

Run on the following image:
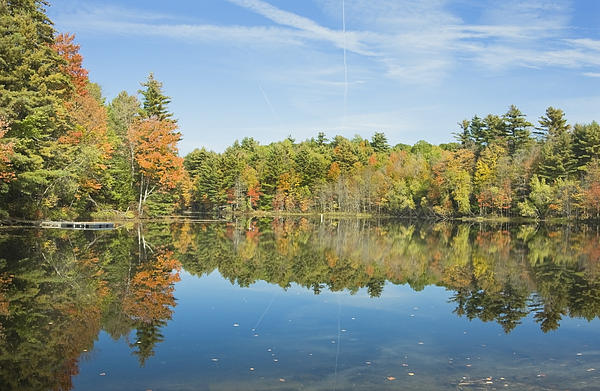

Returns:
1,0,600,221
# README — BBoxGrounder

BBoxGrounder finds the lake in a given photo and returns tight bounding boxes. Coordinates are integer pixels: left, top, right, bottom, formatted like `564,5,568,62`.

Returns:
1,218,600,390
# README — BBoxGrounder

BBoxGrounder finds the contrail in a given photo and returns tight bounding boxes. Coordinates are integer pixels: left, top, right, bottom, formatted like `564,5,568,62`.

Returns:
258,83,279,120
342,0,348,129
333,294,342,391
252,293,277,332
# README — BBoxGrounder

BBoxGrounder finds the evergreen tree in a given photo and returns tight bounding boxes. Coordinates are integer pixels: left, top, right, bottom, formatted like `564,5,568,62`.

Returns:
316,131,328,146
482,114,506,146
138,73,173,121
503,105,532,155
538,109,576,181
573,121,600,172
0,0,74,217
536,107,569,139
370,132,390,152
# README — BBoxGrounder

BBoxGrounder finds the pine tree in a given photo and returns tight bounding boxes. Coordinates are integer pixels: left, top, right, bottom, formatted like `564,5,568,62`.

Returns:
573,121,600,172
537,108,576,180
370,132,390,153
536,107,569,139
503,105,532,155
0,0,74,218
138,73,173,121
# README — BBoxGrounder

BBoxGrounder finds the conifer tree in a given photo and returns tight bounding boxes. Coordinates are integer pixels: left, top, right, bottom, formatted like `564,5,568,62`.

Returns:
0,0,74,217
503,105,532,155
538,108,576,180
138,73,173,121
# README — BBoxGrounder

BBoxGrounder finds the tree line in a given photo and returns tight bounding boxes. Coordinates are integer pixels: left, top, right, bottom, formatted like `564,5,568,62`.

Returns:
1,1,600,220
185,106,600,219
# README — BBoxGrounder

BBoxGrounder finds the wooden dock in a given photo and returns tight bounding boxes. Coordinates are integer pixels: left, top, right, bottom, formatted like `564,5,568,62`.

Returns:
40,221,115,230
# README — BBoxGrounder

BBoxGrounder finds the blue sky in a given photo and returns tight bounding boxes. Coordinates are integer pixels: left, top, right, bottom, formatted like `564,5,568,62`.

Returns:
48,0,600,154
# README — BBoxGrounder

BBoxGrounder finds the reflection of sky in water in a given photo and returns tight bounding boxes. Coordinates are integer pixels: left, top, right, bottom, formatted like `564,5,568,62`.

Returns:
74,270,600,390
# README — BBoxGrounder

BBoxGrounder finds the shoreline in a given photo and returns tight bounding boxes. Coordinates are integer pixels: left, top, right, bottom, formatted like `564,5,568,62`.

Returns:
1,212,598,227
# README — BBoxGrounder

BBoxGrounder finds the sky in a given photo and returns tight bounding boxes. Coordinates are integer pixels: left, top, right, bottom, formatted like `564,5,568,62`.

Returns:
47,0,600,154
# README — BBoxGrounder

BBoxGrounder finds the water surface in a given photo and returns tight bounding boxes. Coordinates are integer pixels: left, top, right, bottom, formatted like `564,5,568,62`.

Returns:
1,219,600,390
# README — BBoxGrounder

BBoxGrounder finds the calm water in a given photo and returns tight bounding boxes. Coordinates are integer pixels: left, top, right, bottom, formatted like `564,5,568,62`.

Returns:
1,219,600,390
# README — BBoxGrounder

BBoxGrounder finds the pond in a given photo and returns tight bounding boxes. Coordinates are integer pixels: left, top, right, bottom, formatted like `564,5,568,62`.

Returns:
1,218,600,390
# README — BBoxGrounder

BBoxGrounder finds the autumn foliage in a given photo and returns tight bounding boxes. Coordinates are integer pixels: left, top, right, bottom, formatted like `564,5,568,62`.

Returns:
128,118,184,189
52,33,89,95
0,118,14,183
123,250,181,323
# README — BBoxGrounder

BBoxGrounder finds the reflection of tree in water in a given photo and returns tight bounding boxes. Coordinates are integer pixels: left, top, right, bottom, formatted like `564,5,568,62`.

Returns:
0,220,599,389
0,227,181,390
174,219,600,334
123,250,181,366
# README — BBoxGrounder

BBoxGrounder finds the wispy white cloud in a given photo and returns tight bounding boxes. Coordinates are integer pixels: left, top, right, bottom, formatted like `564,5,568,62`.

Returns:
224,0,374,55
53,9,305,46
53,0,600,84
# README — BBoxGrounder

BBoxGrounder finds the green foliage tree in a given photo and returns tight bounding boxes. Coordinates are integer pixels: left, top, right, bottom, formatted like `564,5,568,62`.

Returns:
138,73,173,121
0,0,74,218
503,105,533,155
573,121,600,172
370,132,390,153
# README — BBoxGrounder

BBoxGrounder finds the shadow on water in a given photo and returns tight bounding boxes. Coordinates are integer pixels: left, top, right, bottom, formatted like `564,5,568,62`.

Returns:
0,218,599,390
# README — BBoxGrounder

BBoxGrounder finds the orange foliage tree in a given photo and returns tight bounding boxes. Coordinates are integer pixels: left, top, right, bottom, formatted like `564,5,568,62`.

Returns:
0,118,15,184
52,33,89,95
128,117,185,216
52,33,113,207
123,250,181,323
